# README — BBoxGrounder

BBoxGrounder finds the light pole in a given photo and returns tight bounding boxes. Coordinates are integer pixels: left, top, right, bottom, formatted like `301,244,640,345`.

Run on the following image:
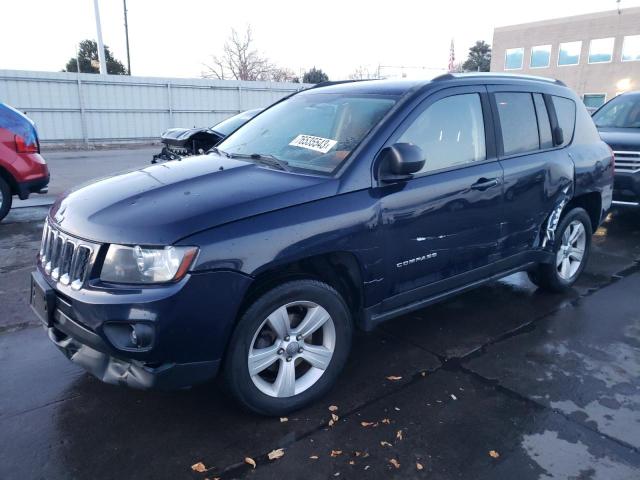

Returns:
93,0,108,74
123,0,131,75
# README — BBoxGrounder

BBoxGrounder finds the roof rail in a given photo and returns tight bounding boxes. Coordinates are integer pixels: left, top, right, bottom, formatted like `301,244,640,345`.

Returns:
308,79,375,90
432,72,566,86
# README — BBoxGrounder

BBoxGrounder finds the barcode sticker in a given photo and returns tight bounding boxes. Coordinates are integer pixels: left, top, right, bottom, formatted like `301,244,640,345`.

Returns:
289,134,337,154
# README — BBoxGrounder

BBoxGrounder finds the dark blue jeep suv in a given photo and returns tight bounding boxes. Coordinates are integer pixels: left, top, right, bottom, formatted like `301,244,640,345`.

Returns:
31,74,613,415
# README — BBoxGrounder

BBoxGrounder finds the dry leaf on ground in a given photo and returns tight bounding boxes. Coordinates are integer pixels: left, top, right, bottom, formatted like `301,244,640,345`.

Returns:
389,458,400,469
309,455,319,460
416,462,424,470
331,413,339,422
396,430,403,441
331,450,343,457
380,441,392,447
386,375,403,381
191,462,207,473
381,418,390,424
349,460,355,465
329,405,339,412
360,421,377,427
280,417,288,422
489,450,500,458
245,457,257,469
268,448,285,460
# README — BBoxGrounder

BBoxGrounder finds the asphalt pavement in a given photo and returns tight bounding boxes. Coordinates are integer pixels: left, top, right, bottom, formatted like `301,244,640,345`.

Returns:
1,151,640,479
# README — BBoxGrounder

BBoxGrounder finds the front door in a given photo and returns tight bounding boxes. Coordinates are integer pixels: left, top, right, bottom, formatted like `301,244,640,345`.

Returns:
376,86,504,309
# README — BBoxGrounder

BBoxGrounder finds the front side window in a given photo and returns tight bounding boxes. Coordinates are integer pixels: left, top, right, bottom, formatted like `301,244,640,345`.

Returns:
592,94,640,128
583,94,606,109
397,94,486,174
505,48,524,70
558,41,582,66
530,45,551,68
622,35,640,62
552,96,576,146
217,93,397,174
495,92,540,156
588,38,615,63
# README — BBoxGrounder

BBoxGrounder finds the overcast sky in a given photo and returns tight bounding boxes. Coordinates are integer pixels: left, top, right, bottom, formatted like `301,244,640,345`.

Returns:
2,0,639,80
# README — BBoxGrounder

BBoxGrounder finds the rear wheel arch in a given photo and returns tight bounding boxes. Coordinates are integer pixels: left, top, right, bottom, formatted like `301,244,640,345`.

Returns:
563,191,602,229
0,165,18,195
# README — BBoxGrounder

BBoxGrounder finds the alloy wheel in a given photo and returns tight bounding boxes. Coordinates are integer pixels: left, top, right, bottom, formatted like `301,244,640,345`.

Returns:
556,220,586,280
248,301,336,398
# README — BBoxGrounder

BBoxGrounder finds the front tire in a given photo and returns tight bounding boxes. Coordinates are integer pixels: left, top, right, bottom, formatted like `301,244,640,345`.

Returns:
528,207,592,292
223,279,353,416
0,176,12,222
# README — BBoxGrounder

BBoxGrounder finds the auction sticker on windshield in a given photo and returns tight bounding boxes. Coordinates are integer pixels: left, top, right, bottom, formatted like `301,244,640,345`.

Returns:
289,134,337,154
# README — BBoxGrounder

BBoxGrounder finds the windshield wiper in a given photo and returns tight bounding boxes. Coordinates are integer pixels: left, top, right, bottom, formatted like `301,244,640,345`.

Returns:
228,153,291,171
209,146,231,157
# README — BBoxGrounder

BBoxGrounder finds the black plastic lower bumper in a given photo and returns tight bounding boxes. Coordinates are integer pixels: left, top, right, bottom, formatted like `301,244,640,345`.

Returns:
47,323,220,389
17,175,50,200
31,270,223,390
613,172,640,205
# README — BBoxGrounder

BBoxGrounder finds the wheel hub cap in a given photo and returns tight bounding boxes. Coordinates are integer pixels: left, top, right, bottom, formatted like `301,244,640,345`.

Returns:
285,341,300,356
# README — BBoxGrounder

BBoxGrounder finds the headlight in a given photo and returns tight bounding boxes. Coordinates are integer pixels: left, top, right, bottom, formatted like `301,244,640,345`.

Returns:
100,245,198,284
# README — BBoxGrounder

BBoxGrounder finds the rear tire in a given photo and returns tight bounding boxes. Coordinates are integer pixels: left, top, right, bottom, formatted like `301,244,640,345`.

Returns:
223,279,352,416
0,176,12,222
528,207,592,292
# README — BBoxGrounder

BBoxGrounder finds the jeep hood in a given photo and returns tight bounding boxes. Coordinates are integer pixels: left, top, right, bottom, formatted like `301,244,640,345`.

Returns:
49,153,338,245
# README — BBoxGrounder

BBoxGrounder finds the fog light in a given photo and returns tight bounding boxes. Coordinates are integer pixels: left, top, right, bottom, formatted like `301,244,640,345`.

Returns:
130,324,154,348
103,322,155,351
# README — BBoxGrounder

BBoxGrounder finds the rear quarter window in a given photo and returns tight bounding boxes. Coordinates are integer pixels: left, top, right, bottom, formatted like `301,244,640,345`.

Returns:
552,96,576,147
495,92,540,156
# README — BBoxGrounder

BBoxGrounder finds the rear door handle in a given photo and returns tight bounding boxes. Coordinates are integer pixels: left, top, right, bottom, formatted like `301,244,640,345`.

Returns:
470,177,499,191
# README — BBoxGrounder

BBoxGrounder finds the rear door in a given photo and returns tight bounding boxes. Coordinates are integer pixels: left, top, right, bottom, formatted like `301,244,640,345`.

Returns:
488,86,575,261
376,86,504,307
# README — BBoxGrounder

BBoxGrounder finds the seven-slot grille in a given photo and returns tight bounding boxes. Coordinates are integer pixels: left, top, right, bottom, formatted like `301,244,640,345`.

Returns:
39,220,98,290
614,150,640,174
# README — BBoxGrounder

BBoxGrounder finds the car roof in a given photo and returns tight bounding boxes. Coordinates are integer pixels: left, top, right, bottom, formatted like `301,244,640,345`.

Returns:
301,73,567,97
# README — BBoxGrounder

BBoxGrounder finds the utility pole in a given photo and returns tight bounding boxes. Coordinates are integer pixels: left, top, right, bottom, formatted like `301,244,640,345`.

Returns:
93,0,108,74
123,0,131,75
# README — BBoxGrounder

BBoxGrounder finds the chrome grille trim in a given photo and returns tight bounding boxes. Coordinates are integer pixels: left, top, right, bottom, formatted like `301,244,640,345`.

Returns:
39,220,100,290
613,150,640,174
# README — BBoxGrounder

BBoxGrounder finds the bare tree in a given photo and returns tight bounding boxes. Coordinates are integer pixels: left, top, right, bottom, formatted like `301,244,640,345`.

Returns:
348,66,376,80
203,26,293,81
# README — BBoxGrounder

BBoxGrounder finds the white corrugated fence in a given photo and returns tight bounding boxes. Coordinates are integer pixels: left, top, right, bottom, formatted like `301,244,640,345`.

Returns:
0,69,308,145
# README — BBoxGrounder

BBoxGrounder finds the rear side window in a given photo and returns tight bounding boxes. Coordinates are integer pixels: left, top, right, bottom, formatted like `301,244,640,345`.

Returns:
495,92,539,156
533,94,553,149
397,93,486,174
552,96,576,146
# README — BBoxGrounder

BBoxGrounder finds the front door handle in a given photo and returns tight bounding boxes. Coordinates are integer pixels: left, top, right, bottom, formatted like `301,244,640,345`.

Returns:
470,177,499,191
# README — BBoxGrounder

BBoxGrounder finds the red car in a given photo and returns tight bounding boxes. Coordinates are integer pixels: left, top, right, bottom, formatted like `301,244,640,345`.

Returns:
0,103,49,221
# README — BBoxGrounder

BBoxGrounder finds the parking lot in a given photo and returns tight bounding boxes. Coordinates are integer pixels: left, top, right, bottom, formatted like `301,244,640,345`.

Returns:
1,149,640,479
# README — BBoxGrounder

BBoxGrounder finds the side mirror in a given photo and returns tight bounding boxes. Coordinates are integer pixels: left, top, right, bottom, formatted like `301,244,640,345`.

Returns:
553,126,564,146
378,143,425,182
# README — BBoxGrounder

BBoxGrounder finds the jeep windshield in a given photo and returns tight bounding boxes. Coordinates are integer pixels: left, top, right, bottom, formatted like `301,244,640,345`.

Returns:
216,93,398,174
593,94,640,128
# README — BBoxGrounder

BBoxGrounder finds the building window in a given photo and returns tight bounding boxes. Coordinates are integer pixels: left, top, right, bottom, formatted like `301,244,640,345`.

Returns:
583,94,606,109
505,48,524,70
530,45,551,68
622,35,640,62
558,41,582,66
588,38,615,63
